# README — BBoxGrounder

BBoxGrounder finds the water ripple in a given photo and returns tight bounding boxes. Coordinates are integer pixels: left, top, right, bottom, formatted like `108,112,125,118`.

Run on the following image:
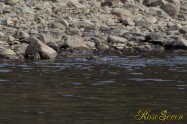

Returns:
128,78,176,82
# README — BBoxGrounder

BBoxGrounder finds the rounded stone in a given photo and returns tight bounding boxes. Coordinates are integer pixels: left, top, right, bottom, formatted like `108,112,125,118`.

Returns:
0,49,17,58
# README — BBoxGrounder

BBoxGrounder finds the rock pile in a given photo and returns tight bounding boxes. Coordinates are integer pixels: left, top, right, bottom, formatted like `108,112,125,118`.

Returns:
0,0,187,59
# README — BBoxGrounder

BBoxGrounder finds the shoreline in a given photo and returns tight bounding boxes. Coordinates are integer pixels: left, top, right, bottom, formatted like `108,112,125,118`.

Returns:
0,0,187,60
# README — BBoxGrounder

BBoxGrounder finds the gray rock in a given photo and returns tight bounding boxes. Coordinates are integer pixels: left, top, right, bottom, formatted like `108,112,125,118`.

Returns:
85,41,96,49
66,0,86,8
161,0,180,16
1,17,13,26
47,42,59,51
15,44,28,55
0,35,14,42
112,43,126,50
135,44,153,52
146,16,157,24
167,37,187,48
148,7,170,18
5,0,20,5
108,35,127,43
16,6,35,14
0,41,9,48
0,48,17,58
123,3,143,12
63,35,89,49
73,19,95,28
51,22,66,30
101,0,123,7
108,27,124,36
143,0,164,6
23,37,36,43
0,2,6,10
179,27,187,34
66,28,82,36
0,32,4,37
59,19,69,27
13,30,29,39
145,32,168,45
168,24,181,31
38,33,51,43
123,18,135,26
111,8,132,18
25,38,57,59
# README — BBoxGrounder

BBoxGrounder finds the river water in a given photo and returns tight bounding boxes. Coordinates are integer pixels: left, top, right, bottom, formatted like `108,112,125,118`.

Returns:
0,53,186,124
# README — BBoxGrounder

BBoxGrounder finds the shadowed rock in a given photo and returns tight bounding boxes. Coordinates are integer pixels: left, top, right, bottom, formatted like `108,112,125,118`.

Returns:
25,38,57,59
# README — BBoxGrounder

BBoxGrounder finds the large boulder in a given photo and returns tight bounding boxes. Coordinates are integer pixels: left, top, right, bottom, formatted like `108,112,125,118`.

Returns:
25,38,57,59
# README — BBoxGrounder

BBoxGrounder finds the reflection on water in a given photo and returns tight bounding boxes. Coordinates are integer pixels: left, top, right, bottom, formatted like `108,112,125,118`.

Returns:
0,53,186,124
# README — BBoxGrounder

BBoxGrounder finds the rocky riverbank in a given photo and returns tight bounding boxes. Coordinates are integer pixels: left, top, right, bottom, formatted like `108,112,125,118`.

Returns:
0,0,187,60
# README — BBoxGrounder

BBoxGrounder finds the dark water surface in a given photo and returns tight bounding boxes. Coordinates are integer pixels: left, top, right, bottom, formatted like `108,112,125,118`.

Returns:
0,53,186,124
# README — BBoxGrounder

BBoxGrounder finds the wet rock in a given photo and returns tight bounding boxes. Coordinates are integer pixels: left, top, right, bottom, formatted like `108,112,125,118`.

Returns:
166,37,187,49
112,43,126,50
25,38,57,59
0,0,186,56
85,41,96,50
0,48,17,59
135,43,153,52
145,32,169,45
